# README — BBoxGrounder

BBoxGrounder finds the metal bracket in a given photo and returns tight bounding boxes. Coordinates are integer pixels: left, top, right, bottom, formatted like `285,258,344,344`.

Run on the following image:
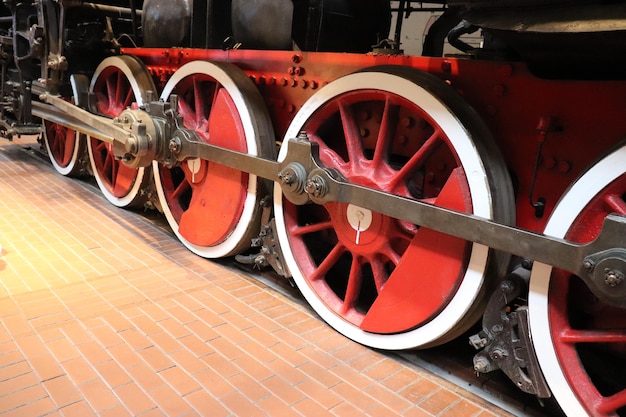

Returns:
471,265,551,398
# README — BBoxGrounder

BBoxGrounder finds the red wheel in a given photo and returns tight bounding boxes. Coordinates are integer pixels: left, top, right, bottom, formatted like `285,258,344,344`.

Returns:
274,67,514,349
529,145,626,417
43,118,86,176
87,56,155,207
154,61,275,258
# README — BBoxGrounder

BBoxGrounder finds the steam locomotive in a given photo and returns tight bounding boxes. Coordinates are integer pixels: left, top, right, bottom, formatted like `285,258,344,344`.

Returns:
1,1,624,415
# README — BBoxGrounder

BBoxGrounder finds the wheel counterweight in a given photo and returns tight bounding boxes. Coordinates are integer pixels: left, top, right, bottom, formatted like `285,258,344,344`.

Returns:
87,56,156,208
274,67,514,350
529,145,626,417
154,61,275,258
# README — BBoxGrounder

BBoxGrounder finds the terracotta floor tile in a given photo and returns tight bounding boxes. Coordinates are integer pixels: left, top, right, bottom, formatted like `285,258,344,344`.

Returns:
127,363,166,392
76,340,111,366
94,360,132,388
227,372,271,402
61,357,98,386
1,396,57,417
149,331,182,354
261,375,307,406
114,382,157,415
418,389,462,415
148,384,192,416
159,366,201,396
1,384,48,412
98,404,132,417
293,397,336,417
0,371,39,395
168,348,207,374
43,375,82,408
219,391,263,417
138,346,175,373
79,379,120,412
232,355,274,382
266,358,308,385
440,399,482,417
332,382,379,412
184,390,230,417
29,353,65,381
257,396,301,417
297,378,343,409
0,361,32,383
58,400,98,417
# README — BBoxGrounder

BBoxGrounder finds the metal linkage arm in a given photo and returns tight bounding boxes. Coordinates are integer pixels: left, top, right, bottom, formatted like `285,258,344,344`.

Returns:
173,132,626,308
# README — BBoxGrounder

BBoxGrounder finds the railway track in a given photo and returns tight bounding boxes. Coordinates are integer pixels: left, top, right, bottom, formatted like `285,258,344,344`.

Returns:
16,136,565,417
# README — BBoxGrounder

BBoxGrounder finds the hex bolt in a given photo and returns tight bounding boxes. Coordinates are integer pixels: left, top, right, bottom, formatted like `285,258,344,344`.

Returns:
169,137,182,155
490,347,508,360
278,163,307,194
473,356,492,374
305,175,328,198
583,259,595,272
278,171,294,186
500,280,515,294
604,268,624,287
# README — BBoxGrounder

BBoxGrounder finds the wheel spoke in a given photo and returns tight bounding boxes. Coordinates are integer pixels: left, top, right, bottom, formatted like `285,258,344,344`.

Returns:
369,255,391,294
597,389,626,415
389,129,443,189
171,178,191,200
292,220,334,237
560,329,626,344
193,75,205,128
372,99,399,166
341,257,363,314
310,243,346,281
338,100,364,166
606,193,626,214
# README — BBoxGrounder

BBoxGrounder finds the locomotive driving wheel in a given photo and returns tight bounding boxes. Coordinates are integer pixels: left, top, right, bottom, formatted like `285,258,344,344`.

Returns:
529,145,626,417
87,56,155,207
153,61,275,258
274,66,514,350
43,118,86,176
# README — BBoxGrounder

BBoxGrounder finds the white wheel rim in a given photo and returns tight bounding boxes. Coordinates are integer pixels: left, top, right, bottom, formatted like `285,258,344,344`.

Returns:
274,71,494,350
86,56,151,208
43,82,83,176
43,123,82,176
154,61,260,258
529,144,626,417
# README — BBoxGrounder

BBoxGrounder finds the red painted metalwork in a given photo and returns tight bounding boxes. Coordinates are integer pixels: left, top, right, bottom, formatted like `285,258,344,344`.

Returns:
158,72,249,246
44,121,77,169
277,83,473,334
549,176,626,416
89,65,143,199
124,47,626,233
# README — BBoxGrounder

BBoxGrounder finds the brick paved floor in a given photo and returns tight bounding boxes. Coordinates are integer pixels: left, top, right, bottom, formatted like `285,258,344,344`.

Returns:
0,140,514,416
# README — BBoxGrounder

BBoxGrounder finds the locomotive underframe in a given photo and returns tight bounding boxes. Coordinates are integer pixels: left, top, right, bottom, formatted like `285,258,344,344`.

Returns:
1,1,626,414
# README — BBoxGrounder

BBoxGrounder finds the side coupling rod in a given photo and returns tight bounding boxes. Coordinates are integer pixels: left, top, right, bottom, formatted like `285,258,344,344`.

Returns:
38,92,626,309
